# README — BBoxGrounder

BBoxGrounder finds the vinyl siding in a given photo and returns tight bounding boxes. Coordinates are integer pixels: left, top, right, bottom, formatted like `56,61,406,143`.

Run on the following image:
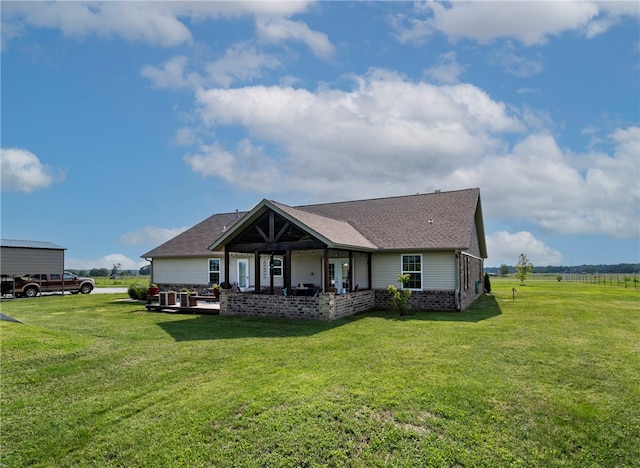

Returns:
353,254,370,289
423,252,457,289
371,251,456,290
153,257,211,284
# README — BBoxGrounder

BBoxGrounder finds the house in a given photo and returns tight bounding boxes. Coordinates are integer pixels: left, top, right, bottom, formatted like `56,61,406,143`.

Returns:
141,188,487,319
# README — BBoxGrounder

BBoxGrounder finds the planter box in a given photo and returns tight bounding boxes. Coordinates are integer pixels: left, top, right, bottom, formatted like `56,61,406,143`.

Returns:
160,292,176,306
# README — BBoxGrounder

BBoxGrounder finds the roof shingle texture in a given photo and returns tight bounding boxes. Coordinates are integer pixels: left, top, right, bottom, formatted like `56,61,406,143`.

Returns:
142,188,480,257
298,188,480,250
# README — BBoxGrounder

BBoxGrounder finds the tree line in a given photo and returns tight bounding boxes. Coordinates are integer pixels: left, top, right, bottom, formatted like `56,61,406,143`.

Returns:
485,263,640,276
67,265,151,277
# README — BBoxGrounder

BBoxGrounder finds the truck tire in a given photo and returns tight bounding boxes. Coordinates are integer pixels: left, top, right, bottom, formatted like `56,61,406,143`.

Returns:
80,283,93,294
24,286,39,298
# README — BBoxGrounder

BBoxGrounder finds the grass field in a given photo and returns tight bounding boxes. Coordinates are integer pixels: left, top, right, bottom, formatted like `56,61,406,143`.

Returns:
1,278,638,467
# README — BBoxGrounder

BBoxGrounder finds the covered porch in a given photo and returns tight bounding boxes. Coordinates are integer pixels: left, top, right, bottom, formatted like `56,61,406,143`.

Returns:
210,200,378,320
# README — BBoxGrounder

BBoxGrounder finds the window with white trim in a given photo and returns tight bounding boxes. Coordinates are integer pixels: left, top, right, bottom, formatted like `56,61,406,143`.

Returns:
401,254,422,290
270,258,283,277
208,258,220,284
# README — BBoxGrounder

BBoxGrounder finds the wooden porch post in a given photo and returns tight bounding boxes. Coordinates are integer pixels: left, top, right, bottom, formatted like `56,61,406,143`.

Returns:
284,249,292,292
224,248,230,288
323,248,330,291
255,251,261,293
349,251,354,292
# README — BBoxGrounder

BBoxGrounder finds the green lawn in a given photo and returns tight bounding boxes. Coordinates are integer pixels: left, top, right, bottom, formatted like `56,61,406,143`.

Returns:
1,279,638,467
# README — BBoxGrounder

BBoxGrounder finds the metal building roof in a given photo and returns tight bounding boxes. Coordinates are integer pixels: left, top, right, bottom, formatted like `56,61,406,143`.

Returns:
0,239,67,250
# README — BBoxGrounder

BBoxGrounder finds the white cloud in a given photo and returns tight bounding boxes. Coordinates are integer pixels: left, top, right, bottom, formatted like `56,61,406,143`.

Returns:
256,17,334,59
3,1,315,47
185,70,637,240
395,1,637,46
0,147,63,193
445,128,640,239
486,231,564,267
424,51,464,84
66,253,148,271
119,226,190,246
3,2,193,47
205,43,281,87
190,70,524,199
489,43,544,77
140,56,202,89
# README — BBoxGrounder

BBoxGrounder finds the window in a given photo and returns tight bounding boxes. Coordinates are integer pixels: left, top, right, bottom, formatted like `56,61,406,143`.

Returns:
50,273,61,280
208,258,220,284
401,254,422,290
270,258,283,277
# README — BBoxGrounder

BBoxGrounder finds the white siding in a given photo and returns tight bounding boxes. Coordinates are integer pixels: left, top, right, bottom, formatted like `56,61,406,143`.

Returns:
423,252,456,290
353,254,370,289
371,253,402,289
371,251,456,290
153,257,210,284
291,255,322,287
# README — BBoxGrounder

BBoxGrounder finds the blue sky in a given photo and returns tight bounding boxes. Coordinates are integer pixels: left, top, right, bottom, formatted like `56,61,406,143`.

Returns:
1,1,639,270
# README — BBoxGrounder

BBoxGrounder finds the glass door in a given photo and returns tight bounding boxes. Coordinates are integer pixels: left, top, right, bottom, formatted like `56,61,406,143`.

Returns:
237,259,249,290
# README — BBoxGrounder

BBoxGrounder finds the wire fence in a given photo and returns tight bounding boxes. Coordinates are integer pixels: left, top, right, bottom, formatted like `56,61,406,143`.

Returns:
561,273,639,288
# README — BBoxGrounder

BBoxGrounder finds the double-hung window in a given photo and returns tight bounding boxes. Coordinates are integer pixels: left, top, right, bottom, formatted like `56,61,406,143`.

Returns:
270,258,283,277
208,258,220,284
401,254,422,290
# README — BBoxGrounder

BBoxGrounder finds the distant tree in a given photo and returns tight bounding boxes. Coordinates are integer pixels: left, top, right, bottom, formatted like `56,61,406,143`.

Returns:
515,253,534,285
139,264,151,276
90,268,109,277
499,264,510,277
111,263,121,278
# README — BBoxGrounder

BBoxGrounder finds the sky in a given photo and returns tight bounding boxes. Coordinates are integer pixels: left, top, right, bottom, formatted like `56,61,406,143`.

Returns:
1,1,639,270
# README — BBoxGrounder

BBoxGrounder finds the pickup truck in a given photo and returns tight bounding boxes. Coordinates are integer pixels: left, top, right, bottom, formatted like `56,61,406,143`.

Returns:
1,272,95,297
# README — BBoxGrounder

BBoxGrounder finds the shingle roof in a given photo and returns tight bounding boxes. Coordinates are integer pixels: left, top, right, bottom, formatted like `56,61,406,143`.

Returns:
298,188,482,251
271,201,377,250
142,188,486,258
141,212,246,258
1,239,66,250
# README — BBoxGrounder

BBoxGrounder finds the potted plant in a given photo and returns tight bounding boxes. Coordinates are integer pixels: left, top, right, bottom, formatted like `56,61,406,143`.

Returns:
180,288,196,307
148,283,159,296
212,283,221,300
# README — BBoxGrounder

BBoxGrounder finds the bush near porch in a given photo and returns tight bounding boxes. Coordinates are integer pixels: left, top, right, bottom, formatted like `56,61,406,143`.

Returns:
1,278,638,466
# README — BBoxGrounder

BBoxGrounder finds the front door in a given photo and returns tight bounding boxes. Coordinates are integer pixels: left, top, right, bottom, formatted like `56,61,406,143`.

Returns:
237,259,249,290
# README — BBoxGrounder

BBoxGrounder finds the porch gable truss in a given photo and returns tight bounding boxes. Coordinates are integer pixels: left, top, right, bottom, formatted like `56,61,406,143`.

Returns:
226,210,327,253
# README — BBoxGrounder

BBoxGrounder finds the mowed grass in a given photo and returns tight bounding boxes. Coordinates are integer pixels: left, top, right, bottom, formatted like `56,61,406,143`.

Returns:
1,279,638,467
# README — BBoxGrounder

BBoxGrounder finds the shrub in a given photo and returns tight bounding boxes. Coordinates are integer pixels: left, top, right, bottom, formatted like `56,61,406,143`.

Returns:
128,283,148,301
483,273,491,293
387,274,412,316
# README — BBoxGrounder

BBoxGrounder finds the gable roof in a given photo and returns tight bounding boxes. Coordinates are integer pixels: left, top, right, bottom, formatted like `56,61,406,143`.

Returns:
210,200,377,252
142,188,486,258
299,188,485,253
141,212,246,258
